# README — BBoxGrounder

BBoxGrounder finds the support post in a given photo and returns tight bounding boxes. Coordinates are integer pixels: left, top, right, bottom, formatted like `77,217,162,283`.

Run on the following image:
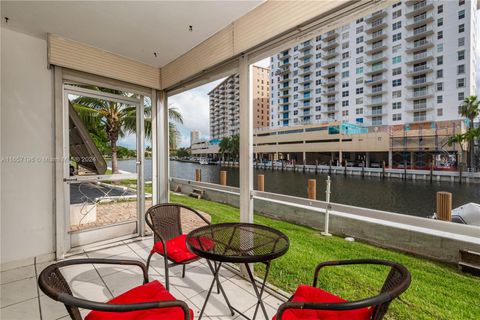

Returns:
156,90,170,204
136,95,145,236
195,169,202,182
239,55,253,224
321,176,332,236
257,174,264,192
436,192,452,221
220,170,227,186
308,179,316,200
388,150,392,168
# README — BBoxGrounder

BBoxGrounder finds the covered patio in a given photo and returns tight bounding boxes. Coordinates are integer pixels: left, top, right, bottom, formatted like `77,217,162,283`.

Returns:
2,1,480,320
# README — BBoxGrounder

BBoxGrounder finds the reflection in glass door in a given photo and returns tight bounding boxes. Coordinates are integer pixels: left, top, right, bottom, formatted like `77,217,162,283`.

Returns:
63,84,145,248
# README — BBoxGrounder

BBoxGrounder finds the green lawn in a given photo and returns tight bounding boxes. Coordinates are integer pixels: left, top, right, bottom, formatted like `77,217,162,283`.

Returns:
170,193,480,320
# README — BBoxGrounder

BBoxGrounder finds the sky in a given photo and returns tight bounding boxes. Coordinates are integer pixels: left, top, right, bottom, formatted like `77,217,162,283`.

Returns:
119,10,480,149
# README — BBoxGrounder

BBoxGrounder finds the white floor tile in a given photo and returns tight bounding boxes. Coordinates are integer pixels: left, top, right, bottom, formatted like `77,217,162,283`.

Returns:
0,297,40,320
39,295,69,320
0,276,38,308
0,265,35,285
102,268,149,297
71,277,112,303
85,244,133,259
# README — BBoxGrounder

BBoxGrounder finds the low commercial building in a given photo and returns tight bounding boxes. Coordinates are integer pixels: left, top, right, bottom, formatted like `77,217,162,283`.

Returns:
191,139,220,158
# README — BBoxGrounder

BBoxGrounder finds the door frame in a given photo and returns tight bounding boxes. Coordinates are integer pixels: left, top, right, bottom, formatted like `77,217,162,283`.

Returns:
54,67,149,258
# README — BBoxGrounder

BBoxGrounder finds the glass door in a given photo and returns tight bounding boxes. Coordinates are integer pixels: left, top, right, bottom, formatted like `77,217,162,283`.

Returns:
63,84,145,248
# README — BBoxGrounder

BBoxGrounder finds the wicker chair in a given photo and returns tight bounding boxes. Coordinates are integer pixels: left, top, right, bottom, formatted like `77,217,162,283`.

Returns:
38,258,192,320
145,203,212,290
273,259,411,320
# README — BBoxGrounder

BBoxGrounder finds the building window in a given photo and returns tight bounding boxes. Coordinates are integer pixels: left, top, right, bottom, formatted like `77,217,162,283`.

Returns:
459,0,465,5
392,67,401,76
458,92,465,101
458,10,465,20
457,78,465,88
342,81,349,88
315,97,321,103
392,56,401,64
342,101,349,107
356,108,363,115
438,5,443,14
392,44,401,54
437,18,443,27
436,82,443,91
457,65,465,74
458,50,465,60
437,95,443,104
356,36,364,44
458,37,465,47
392,113,402,121
392,90,402,98
393,33,402,41
315,106,321,111
342,42,349,49
356,57,364,64
437,44,443,53
342,52,350,59
315,79,321,85
392,21,402,30
393,2,401,8
342,61,349,68
356,78,364,85
372,116,383,126
315,88,321,94
356,87,364,94
356,97,363,105
392,10,401,19
437,56,443,65
342,91,349,97
356,17,364,24
458,24,464,33
342,110,349,116
393,102,401,110
356,26,364,34
316,71,321,77
437,31,443,40
342,32,349,39
437,69,443,78
392,79,402,87
437,108,443,117
356,47,364,54
342,71,349,78
356,66,364,74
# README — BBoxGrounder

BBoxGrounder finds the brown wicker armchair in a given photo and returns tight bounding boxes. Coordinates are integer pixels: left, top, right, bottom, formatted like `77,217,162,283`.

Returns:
145,203,212,290
273,259,411,320
38,258,192,320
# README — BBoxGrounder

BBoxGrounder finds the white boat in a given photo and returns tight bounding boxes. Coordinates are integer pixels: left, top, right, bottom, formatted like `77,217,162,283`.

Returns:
433,202,480,226
199,159,209,165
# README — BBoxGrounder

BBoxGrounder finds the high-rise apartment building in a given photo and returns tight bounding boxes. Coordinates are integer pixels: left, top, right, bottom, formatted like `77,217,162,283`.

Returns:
209,66,270,139
190,130,200,145
270,0,478,128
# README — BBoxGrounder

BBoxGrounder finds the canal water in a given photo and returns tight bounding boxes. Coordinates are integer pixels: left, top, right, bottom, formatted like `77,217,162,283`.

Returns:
114,159,480,218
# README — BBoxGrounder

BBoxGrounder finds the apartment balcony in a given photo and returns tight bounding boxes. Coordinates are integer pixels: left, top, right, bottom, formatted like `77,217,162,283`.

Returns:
278,83,292,90
278,100,290,106
364,88,387,96
278,91,291,98
299,50,314,59
298,59,313,68
364,77,387,86
321,98,338,104
321,58,339,69
322,49,338,59
364,66,387,76
278,76,290,83
298,68,313,77
406,89,434,100
274,66,290,76
412,113,435,123
406,50,434,65
322,40,339,51
405,103,435,112
321,88,338,96
298,77,312,85
322,30,338,42
278,108,290,114
365,42,388,55
405,39,434,53
364,19,388,34
365,54,387,65
321,69,339,77
365,10,388,23
320,106,338,113
406,64,434,76
365,31,388,44
298,104,313,109
278,52,291,59
298,87,312,93
298,42,313,51
364,109,387,117
405,27,434,42
405,13,434,30
364,99,388,107
405,1,435,18
299,95,312,101
321,77,338,86
405,77,434,88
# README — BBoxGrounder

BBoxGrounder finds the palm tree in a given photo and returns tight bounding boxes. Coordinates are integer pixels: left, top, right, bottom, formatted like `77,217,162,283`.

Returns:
72,88,182,174
218,137,231,161
168,106,183,151
458,96,479,168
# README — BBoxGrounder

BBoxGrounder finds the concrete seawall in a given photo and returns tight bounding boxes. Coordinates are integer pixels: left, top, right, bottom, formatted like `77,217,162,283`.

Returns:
171,178,480,264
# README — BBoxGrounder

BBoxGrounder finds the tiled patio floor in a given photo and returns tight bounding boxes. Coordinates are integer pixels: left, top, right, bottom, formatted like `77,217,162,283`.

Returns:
1,237,286,320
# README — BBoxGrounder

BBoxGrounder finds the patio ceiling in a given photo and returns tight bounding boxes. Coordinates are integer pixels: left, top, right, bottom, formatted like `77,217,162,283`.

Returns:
0,0,263,68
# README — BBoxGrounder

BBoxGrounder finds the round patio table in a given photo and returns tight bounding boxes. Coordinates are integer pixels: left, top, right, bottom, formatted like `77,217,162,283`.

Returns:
186,222,289,320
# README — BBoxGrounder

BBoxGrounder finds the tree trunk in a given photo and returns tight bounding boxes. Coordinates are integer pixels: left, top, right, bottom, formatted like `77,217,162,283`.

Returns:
468,117,475,170
111,141,119,174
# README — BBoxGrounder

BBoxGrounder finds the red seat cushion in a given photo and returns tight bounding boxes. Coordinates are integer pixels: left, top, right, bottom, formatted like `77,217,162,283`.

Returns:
85,280,193,320
272,285,372,320
152,234,214,263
